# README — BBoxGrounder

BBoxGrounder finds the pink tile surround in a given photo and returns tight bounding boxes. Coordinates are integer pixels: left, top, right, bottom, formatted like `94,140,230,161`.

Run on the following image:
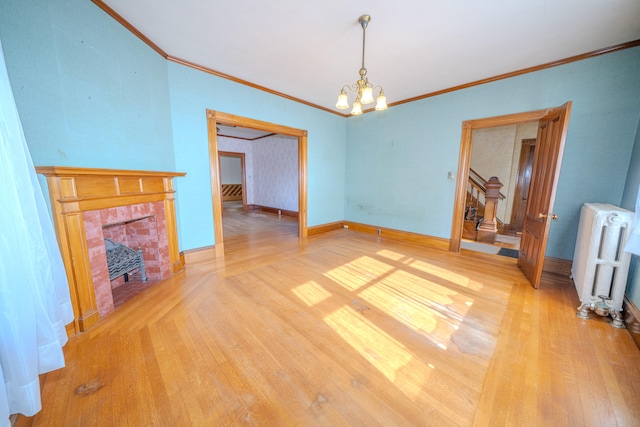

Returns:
83,201,170,318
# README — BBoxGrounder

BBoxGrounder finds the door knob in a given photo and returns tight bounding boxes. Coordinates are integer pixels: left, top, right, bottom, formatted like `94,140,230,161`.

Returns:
538,213,558,220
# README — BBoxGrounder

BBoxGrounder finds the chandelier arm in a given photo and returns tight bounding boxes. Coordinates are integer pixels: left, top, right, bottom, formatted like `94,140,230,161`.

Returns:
341,83,359,93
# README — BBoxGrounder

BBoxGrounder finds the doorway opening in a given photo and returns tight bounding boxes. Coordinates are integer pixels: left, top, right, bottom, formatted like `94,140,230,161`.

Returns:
217,128,299,248
207,110,308,256
449,108,552,254
461,123,539,257
219,150,247,210
450,103,572,288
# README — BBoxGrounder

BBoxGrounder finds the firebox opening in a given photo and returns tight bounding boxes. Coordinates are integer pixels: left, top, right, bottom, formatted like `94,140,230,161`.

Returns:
102,215,161,308
84,201,172,317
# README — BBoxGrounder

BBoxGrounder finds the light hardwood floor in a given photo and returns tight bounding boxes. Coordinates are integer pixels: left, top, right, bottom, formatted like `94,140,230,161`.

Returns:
17,205,640,426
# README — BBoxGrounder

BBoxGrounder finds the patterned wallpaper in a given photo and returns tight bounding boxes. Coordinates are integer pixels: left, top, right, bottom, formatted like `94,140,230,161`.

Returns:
252,135,298,211
218,135,298,211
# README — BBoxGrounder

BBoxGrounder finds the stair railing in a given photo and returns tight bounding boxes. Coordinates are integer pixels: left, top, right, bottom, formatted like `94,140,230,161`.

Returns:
469,168,506,201
465,170,506,240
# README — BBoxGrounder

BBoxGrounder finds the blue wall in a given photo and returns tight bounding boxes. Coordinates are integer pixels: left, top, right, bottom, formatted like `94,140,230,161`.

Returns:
167,63,346,250
0,0,347,251
0,0,175,171
346,47,640,260
2,0,639,266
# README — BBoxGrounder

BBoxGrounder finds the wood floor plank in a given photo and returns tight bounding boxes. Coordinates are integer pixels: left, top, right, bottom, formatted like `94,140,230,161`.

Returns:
14,205,640,426
473,270,640,427
138,325,175,423
205,301,302,425
221,273,409,425
226,259,492,425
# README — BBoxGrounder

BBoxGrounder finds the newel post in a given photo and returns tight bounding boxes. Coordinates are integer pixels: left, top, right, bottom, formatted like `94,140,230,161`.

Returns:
477,176,503,244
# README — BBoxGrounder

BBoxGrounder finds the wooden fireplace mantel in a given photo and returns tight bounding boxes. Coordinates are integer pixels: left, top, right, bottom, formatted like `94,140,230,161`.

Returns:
36,166,186,335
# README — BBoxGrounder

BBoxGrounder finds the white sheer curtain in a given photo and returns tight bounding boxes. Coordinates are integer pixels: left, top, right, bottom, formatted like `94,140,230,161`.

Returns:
624,184,640,255
0,40,73,426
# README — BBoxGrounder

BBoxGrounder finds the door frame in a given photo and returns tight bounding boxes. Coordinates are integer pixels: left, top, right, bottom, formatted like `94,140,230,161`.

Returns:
207,110,308,256
449,108,551,252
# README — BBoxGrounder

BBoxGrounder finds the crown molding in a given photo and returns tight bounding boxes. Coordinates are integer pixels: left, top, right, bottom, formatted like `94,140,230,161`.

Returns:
91,1,639,117
166,56,342,116
91,0,168,58
389,39,640,109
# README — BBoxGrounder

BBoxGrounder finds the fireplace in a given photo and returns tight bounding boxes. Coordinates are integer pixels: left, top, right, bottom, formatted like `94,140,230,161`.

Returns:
84,201,171,317
36,167,185,336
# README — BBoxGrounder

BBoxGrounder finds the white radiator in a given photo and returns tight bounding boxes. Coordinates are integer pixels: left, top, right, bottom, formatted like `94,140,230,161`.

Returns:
572,203,634,326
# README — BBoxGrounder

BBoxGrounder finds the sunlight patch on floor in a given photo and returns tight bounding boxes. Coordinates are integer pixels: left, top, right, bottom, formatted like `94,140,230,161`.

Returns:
376,249,482,291
375,249,406,261
408,259,483,291
358,271,473,350
292,280,332,306
320,251,481,398
324,256,394,291
359,282,438,337
378,270,458,306
324,306,429,399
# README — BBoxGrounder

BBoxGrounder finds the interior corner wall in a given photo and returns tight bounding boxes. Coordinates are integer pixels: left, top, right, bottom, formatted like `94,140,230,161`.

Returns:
345,46,640,260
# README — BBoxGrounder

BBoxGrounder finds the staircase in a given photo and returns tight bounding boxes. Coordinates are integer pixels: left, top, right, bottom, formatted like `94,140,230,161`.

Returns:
464,169,505,242
463,186,483,240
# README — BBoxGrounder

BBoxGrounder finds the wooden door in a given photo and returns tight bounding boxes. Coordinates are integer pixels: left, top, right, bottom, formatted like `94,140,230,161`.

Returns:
517,102,572,288
509,138,536,234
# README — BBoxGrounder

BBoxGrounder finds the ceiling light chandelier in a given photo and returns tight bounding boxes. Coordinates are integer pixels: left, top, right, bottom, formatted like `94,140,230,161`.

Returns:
336,14,387,115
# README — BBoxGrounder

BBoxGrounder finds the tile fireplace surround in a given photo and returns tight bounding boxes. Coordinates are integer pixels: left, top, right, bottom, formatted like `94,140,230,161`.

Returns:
37,167,185,336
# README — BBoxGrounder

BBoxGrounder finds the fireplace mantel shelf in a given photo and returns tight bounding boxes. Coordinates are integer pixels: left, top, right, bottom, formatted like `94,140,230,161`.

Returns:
37,166,186,210
36,165,186,177
37,166,185,336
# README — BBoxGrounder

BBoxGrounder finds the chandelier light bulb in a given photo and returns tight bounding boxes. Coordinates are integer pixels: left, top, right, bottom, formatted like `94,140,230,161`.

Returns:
375,89,387,111
360,84,374,105
351,98,363,115
336,89,349,109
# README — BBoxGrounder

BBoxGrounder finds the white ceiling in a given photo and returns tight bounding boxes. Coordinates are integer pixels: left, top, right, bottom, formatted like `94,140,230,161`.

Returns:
101,0,640,115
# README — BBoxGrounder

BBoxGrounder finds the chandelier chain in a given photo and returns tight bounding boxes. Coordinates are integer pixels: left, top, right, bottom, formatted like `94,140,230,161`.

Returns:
361,22,366,72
